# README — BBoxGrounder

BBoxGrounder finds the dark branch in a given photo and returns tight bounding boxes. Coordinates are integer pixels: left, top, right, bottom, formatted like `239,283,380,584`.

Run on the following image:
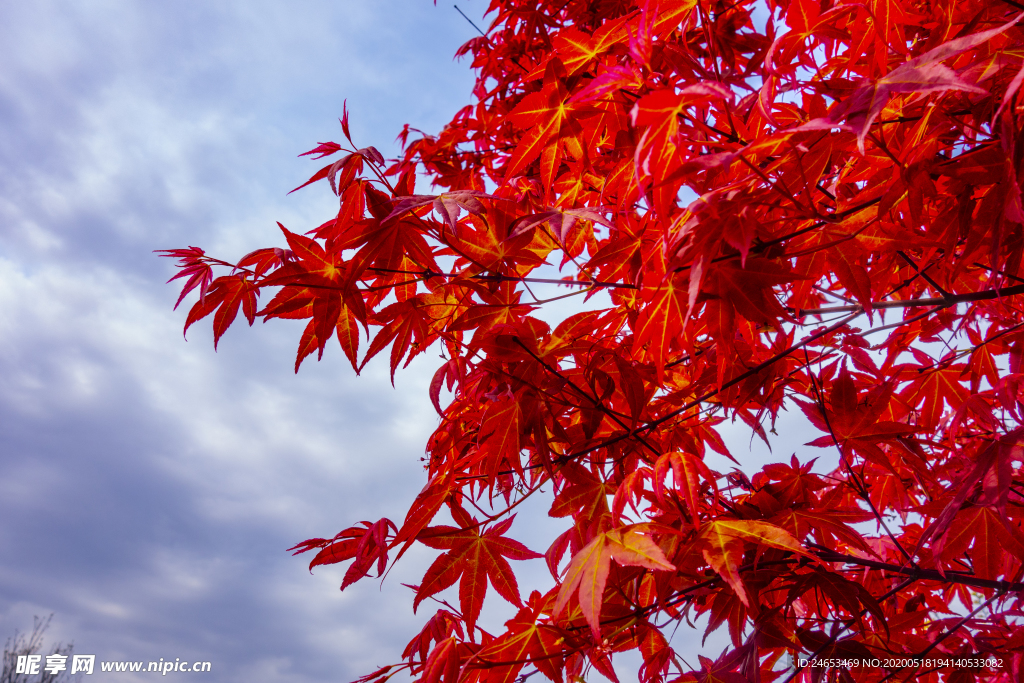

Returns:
795,283,1024,316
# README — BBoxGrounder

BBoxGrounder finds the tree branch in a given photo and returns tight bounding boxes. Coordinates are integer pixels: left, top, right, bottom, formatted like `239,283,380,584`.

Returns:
814,548,1024,593
795,283,1024,316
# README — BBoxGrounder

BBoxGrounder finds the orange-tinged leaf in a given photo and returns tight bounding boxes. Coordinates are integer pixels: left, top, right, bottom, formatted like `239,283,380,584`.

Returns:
654,452,717,528
634,271,689,375
478,395,523,478
554,526,672,638
701,530,749,606
552,17,631,77
778,509,875,554
605,526,675,572
699,520,810,606
553,533,607,637
505,106,564,180
901,364,970,431
505,61,572,179
476,595,564,683
799,15,1021,151
336,304,360,372
549,463,614,525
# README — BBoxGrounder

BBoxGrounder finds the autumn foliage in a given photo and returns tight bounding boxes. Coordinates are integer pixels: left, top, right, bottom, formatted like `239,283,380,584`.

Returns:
161,0,1024,680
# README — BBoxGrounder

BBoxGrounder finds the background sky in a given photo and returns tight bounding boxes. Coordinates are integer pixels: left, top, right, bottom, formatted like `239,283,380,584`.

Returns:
0,2,818,681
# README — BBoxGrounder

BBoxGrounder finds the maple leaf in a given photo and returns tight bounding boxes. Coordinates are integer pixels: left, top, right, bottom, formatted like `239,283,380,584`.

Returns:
476,593,565,683
553,525,674,639
504,60,575,180
550,16,632,77
631,82,735,213
298,140,342,159
414,515,541,632
480,398,526,477
653,451,718,528
697,520,811,606
900,359,970,431
799,14,1022,152
703,258,798,326
569,65,645,104
800,366,916,466
159,246,213,309
287,518,396,591
510,207,614,243
382,190,499,230
933,505,1024,580
181,274,258,349
785,0,820,34
421,638,461,683
920,427,1024,553
633,271,689,377
549,462,615,527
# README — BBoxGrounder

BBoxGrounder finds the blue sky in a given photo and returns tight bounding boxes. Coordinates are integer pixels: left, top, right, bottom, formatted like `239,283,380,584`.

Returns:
0,2,490,680
0,2,821,680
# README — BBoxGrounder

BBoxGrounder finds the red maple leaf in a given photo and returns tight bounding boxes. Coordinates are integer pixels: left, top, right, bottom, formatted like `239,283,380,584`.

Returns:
414,514,541,632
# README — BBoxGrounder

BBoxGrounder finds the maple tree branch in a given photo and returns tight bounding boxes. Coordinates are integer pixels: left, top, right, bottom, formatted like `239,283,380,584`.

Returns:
508,312,862,478
970,320,1024,355
526,288,591,306
677,110,742,143
444,145,516,158
860,306,943,336
813,284,857,305
619,545,1021,655
511,338,661,457
895,250,950,298
456,475,547,525
737,152,810,215
812,549,1024,593
666,340,714,369
454,5,487,37
625,312,862,438
673,196,885,276
877,590,1004,683
972,261,1024,284
802,356,918,567
795,282,1024,316
366,266,637,289
781,577,920,683
613,563,922,680
875,109,972,125
867,130,905,171
758,197,883,250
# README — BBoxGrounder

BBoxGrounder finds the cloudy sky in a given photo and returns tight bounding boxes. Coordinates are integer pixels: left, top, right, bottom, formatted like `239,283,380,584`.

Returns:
0,2,819,681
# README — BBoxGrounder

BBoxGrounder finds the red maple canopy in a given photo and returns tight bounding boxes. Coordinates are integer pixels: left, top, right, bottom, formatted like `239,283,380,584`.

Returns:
162,0,1024,680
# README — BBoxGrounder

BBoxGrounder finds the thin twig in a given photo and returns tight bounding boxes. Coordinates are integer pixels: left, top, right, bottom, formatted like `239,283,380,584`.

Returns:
803,353,918,567
454,5,487,37
795,283,1024,316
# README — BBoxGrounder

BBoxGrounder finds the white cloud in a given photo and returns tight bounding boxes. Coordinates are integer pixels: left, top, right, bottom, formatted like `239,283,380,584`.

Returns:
0,0,491,680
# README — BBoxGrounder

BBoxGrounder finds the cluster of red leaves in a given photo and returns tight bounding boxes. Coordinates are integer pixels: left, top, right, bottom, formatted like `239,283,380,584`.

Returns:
162,0,1024,680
